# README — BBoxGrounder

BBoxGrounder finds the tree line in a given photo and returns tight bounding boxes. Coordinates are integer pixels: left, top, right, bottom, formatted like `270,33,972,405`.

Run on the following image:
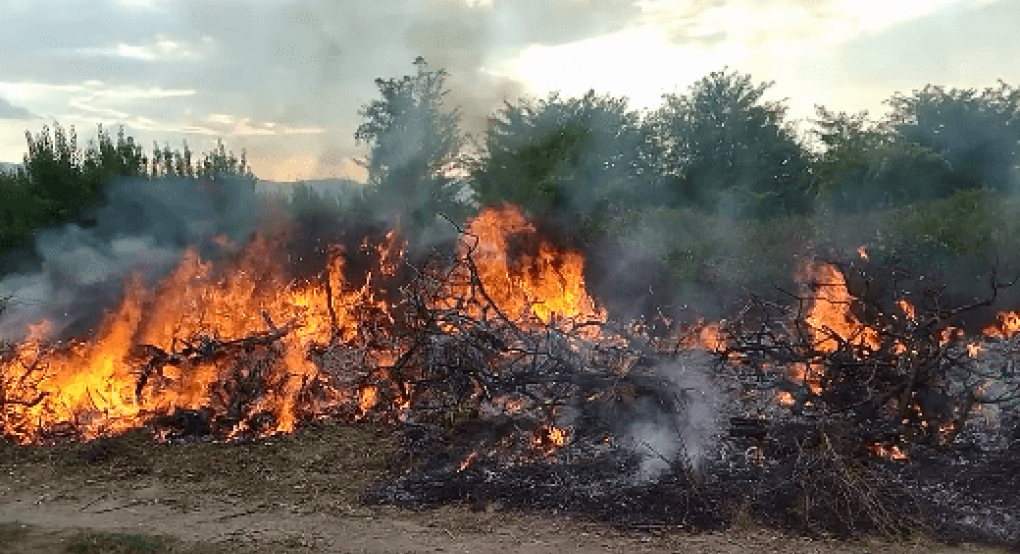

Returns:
356,58,1020,244
0,124,255,258
3,57,1019,262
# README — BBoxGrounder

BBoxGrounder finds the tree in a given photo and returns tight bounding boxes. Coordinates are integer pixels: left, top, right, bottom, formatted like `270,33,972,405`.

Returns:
811,81,1020,212
471,89,659,240
648,69,813,218
196,139,254,181
21,122,91,215
886,81,1020,193
0,122,257,266
355,57,466,228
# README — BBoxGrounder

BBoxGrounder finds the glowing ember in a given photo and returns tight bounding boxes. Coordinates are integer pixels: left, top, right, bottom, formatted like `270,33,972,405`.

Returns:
532,423,569,455
689,321,725,352
983,311,1020,338
358,386,378,415
548,425,567,447
857,245,869,260
897,299,916,321
777,390,795,406
866,441,909,462
458,450,478,472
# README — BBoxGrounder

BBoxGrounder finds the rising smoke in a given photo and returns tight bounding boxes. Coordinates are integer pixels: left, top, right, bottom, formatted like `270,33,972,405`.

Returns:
0,175,267,344
620,353,723,481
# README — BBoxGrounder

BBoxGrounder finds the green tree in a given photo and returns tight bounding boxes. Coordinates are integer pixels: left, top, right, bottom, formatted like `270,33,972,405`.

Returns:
886,81,1020,193
20,122,93,219
811,81,1020,212
810,107,896,210
648,69,813,218
0,123,256,264
471,89,659,239
354,56,466,228
196,139,254,181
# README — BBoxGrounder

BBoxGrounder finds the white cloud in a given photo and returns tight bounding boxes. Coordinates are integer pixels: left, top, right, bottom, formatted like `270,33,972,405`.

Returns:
488,0,1008,121
74,34,210,63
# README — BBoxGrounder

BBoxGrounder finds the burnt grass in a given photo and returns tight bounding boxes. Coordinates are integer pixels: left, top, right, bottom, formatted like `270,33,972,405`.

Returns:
2,403,1018,550
362,416,1020,550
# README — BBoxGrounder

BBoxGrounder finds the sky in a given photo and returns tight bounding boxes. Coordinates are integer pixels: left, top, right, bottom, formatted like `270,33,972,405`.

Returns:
0,0,1017,183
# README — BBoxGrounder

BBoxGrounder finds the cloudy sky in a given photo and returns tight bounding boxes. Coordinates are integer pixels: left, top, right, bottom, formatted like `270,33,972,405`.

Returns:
0,0,1017,182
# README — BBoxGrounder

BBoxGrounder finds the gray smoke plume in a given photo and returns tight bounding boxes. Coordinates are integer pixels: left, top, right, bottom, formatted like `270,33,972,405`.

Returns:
0,175,267,344
622,352,723,481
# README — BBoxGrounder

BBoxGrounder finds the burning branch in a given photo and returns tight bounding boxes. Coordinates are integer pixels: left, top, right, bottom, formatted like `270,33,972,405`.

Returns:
722,259,1020,457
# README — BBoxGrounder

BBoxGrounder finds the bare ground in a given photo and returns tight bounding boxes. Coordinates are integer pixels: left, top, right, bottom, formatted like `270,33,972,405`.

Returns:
0,422,1010,554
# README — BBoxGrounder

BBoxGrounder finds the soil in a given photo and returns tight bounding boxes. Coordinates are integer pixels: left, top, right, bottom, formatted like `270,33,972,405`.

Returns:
0,422,1011,554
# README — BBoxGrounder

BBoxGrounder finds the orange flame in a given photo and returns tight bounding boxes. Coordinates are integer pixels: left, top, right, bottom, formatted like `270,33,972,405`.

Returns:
866,441,909,462
446,205,605,329
798,261,879,354
1,206,605,445
983,311,1020,338
358,386,378,415
532,423,569,455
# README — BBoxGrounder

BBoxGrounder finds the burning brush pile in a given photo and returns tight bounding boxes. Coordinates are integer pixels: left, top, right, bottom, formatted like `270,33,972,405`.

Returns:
2,201,1020,546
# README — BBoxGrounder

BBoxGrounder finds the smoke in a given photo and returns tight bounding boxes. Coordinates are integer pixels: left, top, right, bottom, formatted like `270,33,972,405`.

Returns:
621,353,722,481
0,175,267,344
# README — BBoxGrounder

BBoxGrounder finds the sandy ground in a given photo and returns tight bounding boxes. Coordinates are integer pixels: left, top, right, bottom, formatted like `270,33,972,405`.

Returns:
0,422,1011,554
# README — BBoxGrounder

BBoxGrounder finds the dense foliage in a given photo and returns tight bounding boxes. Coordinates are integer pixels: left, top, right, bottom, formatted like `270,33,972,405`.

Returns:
0,122,255,263
471,90,659,243
354,56,466,231
648,69,814,218
3,58,1020,312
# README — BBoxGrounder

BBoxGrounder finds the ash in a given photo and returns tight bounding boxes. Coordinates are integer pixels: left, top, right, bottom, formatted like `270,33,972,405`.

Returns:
363,377,1020,549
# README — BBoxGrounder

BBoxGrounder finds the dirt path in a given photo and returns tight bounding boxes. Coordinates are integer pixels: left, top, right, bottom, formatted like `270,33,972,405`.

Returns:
0,423,1009,554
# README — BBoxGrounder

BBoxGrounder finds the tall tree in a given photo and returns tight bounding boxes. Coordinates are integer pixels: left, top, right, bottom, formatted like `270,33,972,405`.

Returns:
355,57,465,227
810,107,895,210
649,69,813,218
886,81,1020,193
472,89,658,241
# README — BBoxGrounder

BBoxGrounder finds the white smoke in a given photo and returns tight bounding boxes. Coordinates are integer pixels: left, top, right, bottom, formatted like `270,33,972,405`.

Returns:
623,352,722,481
0,175,265,344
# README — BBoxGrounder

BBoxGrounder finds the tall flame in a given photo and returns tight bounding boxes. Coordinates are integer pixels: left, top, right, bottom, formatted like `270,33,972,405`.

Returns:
445,204,605,328
1,206,602,445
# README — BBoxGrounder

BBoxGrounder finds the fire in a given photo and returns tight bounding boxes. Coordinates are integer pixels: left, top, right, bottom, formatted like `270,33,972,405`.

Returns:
983,311,1020,338
447,204,605,329
0,205,604,445
866,441,909,462
1,237,354,443
857,245,869,260
678,320,725,352
778,262,881,403
358,386,378,414
532,423,569,454
897,299,916,321
798,261,879,354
